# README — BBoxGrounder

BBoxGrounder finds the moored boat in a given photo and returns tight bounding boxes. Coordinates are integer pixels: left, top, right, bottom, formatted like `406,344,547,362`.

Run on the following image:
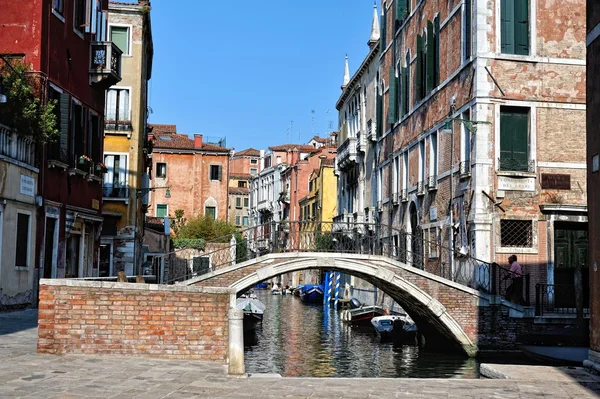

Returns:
236,297,266,332
341,305,387,326
371,314,417,342
299,284,324,303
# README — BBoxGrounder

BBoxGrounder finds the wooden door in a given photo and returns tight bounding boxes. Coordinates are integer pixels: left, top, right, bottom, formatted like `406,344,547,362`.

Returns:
554,224,589,309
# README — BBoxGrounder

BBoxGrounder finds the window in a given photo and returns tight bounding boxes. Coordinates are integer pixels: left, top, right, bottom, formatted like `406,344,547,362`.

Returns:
156,163,167,178
388,66,398,124
400,52,410,117
415,16,440,101
73,0,86,33
501,0,529,55
110,26,131,55
380,5,387,52
500,220,533,247
428,227,439,258
238,180,247,188
460,110,471,175
103,154,128,198
244,197,249,207
243,216,249,226
396,0,410,26
428,132,437,180
402,153,408,192
235,216,241,226
250,158,258,165
463,0,472,60
210,165,222,181
156,204,168,218
235,197,242,208
500,106,530,172
105,88,130,128
264,156,272,168
393,157,399,195
276,156,282,164
250,168,258,175
205,206,216,220
419,141,425,183
71,101,85,166
53,0,64,15
15,212,30,267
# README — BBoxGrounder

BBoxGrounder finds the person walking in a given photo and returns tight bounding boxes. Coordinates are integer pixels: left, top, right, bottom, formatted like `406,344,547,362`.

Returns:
505,255,524,304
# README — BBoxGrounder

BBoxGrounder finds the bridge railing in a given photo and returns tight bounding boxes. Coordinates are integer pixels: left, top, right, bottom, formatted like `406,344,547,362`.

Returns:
154,221,528,300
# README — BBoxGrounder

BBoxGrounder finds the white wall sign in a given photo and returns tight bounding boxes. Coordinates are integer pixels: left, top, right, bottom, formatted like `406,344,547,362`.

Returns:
20,174,35,197
497,176,535,192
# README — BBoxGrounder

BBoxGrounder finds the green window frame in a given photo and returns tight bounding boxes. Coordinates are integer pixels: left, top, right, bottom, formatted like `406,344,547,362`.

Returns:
380,6,387,52
388,67,398,124
110,26,130,55
156,204,167,218
205,206,216,220
501,0,529,55
499,106,530,172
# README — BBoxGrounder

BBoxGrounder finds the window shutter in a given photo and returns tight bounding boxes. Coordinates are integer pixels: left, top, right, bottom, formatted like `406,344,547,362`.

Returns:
396,0,407,23
514,0,529,55
501,0,515,54
388,67,398,123
376,93,383,137
380,8,387,53
217,165,222,181
110,27,128,54
500,109,529,170
465,0,472,59
434,15,440,86
400,69,406,118
416,35,423,101
426,21,434,93
59,93,69,157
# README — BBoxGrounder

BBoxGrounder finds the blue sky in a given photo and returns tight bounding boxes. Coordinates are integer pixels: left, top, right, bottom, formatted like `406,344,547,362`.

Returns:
148,0,376,151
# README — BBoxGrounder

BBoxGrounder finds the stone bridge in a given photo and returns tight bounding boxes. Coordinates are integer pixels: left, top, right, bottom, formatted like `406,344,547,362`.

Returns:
188,251,525,359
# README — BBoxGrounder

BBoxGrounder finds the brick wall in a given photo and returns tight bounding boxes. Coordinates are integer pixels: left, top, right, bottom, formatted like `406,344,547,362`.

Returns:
37,280,231,361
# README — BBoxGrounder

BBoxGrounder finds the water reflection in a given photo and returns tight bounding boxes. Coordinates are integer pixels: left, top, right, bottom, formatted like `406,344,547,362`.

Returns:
244,291,479,378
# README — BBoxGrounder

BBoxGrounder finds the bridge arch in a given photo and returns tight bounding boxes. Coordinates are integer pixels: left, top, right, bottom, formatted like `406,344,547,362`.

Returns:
191,253,482,357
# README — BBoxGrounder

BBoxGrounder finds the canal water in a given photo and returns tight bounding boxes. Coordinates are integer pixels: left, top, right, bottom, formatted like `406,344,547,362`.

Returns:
244,290,480,378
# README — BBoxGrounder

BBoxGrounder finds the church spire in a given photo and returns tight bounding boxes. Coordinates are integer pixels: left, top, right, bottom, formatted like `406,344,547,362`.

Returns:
341,54,350,90
368,2,380,49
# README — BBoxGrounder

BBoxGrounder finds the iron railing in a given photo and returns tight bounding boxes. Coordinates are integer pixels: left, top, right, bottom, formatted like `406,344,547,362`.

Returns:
493,264,530,306
103,185,130,199
498,157,535,173
535,283,587,316
0,123,36,166
151,222,534,301
89,41,122,83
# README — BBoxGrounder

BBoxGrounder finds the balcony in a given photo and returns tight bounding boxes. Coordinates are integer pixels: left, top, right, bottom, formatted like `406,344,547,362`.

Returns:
427,175,438,191
416,181,426,196
0,124,36,167
103,184,130,200
89,41,122,86
459,160,471,178
104,120,133,133
498,158,535,173
336,136,358,171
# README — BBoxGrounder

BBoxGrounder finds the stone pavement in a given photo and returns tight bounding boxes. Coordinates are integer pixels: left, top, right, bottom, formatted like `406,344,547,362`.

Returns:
1,310,600,398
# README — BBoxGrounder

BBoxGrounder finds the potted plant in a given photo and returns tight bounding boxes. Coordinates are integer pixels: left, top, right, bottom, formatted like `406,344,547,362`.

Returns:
95,162,108,175
78,155,92,170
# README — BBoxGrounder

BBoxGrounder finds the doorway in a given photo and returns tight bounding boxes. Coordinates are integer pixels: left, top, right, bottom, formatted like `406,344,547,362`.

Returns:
553,222,589,309
409,203,423,269
99,243,112,277
43,218,57,279
66,235,81,278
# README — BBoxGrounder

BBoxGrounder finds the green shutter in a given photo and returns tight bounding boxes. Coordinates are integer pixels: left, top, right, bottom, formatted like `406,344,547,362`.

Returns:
111,27,128,54
376,93,383,137
380,8,387,53
388,67,397,123
404,65,410,114
396,0,408,23
416,35,423,101
59,92,70,157
400,68,406,118
426,20,434,93
156,205,167,218
500,108,529,171
434,15,440,86
501,0,515,54
514,0,529,55
465,0,472,58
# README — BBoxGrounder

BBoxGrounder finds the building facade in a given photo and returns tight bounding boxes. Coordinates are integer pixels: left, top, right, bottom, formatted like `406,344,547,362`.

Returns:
373,0,586,299
228,148,260,229
0,0,121,305
586,0,600,371
101,0,153,277
149,126,230,222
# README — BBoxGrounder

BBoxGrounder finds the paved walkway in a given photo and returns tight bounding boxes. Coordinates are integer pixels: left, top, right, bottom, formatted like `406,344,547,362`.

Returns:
1,310,600,398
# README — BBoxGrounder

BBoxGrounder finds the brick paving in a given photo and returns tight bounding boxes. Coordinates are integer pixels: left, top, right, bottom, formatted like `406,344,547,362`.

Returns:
1,309,600,398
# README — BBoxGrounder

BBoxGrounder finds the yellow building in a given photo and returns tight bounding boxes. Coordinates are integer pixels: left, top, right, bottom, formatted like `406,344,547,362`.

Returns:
299,158,337,226
100,1,153,276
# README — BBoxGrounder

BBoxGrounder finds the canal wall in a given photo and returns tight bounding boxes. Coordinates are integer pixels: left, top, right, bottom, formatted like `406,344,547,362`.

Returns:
37,279,231,361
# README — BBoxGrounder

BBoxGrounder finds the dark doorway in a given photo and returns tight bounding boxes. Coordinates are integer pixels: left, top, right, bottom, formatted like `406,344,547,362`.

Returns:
43,218,56,279
409,203,423,269
554,222,589,309
99,244,111,277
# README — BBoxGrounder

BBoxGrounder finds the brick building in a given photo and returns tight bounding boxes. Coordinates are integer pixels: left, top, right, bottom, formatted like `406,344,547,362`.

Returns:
586,0,600,372
371,0,586,303
101,0,153,277
228,148,260,229
149,125,230,222
0,0,121,301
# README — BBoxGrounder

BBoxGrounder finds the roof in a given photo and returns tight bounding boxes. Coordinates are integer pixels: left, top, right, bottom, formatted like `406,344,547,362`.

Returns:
229,187,249,195
149,124,177,135
230,173,252,180
152,131,229,152
269,144,320,153
321,158,335,167
310,136,328,144
234,148,261,157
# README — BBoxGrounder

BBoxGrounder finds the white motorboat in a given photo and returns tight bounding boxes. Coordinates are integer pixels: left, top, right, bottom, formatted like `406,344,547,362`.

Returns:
236,297,266,331
371,314,417,342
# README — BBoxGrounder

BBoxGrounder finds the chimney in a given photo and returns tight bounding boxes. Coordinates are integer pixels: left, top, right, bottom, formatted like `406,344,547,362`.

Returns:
194,134,203,149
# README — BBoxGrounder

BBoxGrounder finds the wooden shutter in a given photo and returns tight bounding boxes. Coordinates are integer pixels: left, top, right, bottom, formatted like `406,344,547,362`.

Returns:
376,93,383,137
500,108,528,171
426,21,434,93
400,68,406,118
59,93,70,158
404,65,410,114
501,0,515,54
396,0,408,23
514,0,529,55
416,35,423,101
388,67,398,123
465,0,472,59
217,165,222,181
380,8,387,53
434,15,440,86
